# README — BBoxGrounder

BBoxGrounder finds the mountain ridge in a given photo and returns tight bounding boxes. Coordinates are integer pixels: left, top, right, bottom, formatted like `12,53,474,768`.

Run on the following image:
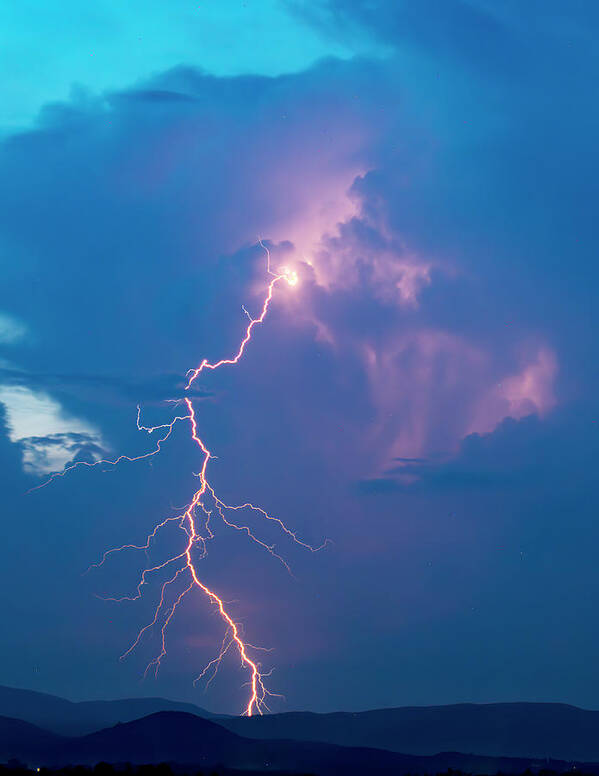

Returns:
6,685,599,762
220,700,599,760
0,685,213,736
3,710,598,776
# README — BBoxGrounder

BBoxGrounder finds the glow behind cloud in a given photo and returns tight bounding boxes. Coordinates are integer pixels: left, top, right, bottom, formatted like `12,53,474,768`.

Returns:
0,384,103,474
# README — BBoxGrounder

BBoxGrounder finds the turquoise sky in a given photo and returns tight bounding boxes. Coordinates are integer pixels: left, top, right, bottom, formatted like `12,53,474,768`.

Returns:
1,0,368,130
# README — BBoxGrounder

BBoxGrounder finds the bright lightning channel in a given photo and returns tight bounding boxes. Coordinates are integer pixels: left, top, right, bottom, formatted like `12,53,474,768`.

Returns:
34,249,326,716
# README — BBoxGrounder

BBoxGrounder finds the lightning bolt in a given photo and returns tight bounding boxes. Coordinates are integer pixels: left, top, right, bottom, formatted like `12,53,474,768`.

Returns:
184,262,298,390
35,246,324,716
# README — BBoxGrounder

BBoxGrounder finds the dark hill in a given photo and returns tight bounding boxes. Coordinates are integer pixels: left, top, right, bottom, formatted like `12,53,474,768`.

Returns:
64,712,241,766
0,716,65,762
3,710,599,776
0,686,212,736
221,701,599,761
6,686,599,766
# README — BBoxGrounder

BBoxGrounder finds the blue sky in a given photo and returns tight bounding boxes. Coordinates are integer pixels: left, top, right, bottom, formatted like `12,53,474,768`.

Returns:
1,0,372,131
1,0,598,715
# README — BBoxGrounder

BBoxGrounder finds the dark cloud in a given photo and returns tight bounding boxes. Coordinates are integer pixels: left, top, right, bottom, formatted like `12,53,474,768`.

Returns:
0,365,211,404
366,402,599,491
289,0,526,75
1,2,598,712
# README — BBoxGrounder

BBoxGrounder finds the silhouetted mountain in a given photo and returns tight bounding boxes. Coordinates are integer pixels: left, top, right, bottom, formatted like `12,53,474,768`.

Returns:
3,710,599,776
6,686,599,765
0,686,212,736
220,701,599,761
0,717,66,762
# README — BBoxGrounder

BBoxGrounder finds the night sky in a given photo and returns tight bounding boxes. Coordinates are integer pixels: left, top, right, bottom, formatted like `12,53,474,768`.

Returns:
1,1,598,715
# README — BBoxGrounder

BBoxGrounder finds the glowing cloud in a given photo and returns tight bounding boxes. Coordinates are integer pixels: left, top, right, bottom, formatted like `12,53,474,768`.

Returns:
0,312,27,345
0,384,104,474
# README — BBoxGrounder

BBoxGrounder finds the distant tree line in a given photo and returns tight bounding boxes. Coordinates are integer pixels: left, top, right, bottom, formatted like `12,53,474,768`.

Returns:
0,763,316,776
0,765,591,776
